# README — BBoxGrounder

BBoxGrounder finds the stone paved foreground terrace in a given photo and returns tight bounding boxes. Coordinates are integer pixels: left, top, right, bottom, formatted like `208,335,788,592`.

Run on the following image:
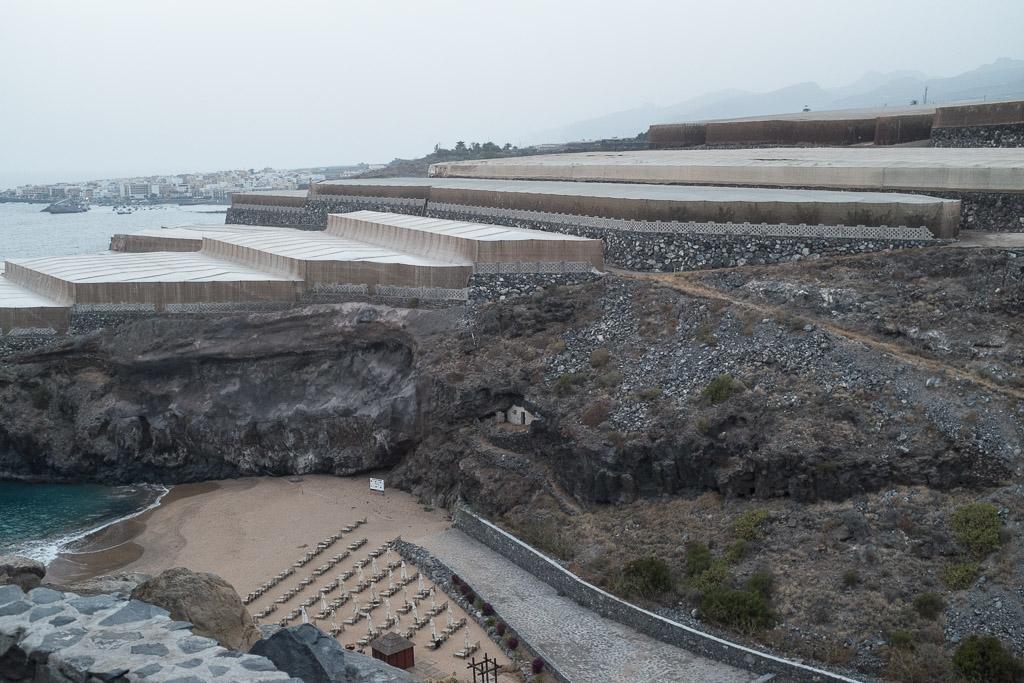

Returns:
427,148,1024,194
0,584,294,682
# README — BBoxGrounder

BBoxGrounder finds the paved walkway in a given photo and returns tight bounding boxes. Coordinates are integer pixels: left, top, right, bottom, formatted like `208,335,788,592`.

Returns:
955,230,1024,249
415,529,759,683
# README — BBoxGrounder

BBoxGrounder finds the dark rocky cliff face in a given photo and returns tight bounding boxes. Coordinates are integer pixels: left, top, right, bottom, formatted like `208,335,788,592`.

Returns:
0,307,421,482
0,259,1018,518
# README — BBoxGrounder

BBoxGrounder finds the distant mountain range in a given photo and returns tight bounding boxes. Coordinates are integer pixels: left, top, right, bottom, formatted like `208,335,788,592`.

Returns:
529,58,1024,144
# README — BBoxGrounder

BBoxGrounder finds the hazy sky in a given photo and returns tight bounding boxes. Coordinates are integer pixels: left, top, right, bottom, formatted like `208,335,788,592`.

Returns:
2,0,1022,187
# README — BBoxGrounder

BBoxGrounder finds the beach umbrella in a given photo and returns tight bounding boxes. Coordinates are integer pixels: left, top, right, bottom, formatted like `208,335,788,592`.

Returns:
430,618,438,642
357,565,365,582
388,569,396,590
321,594,328,612
300,606,309,625
338,577,346,594
366,613,375,634
385,547,393,563
464,627,470,650
371,558,380,575
417,575,425,593
371,586,379,603
430,588,437,612
351,596,360,615
412,603,420,622
446,603,454,628
403,587,410,606
400,561,408,582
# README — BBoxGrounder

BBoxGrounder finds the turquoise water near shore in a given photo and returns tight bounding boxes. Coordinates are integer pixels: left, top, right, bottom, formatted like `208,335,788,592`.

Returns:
1,202,215,563
0,481,167,564
0,202,227,262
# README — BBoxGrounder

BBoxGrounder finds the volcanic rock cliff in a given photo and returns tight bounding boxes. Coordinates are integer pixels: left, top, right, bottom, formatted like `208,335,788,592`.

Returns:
1,248,1019,515
0,306,423,482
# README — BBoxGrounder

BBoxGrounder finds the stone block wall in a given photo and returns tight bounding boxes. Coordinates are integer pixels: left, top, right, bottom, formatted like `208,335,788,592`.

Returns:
428,204,943,271
453,506,858,683
393,540,571,683
931,124,1024,148
226,195,426,230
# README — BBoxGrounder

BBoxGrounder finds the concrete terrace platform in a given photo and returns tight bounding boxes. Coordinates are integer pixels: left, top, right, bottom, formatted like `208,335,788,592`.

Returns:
202,225,475,290
427,148,1024,195
313,177,961,237
0,212,601,332
328,210,605,267
4,252,304,307
0,271,70,333
109,224,286,252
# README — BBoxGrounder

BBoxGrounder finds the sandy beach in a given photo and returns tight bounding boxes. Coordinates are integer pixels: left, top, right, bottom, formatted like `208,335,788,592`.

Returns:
48,475,519,682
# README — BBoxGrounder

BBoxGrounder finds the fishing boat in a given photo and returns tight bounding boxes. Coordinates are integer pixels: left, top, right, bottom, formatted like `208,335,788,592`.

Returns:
41,197,89,214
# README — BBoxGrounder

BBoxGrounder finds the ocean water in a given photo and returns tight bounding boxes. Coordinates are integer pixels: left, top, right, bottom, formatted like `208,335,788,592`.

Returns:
0,482,168,564
0,202,222,563
0,202,227,262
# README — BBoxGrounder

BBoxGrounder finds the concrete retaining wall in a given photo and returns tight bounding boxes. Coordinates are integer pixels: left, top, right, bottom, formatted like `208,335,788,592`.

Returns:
933,101,1024,128
453,507,860,682
0,307,69,335
428,204,942,271
648,113,933,149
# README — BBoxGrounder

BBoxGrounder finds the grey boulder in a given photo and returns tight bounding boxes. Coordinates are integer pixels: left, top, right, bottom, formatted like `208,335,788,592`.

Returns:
250,624,416,683
130,567,258,650
0,555,45,592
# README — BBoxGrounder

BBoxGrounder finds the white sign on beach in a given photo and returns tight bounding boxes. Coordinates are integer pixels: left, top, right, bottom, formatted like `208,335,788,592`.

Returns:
369,477,385,493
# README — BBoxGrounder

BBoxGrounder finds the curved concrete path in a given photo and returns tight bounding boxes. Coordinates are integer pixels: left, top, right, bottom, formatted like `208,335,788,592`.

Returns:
414,528,759,683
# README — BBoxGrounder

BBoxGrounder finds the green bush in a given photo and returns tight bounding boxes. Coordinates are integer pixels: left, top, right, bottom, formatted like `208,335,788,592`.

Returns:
616,556,673,599
637,386,662,401
598,371,623,388
580,400,610,427
701,374,741,404
695,417,712,435
888,628,915,651
691,559,730,594
950,503,1004,558
554,372,584,395
887,643,957,683
699,586,774,633
685,542,713,578
941,561,980,590
732,508,770,541
953,634,1023,682
589,347,611,368
725,540,748,564
912,592,945,621
745,570,774,599
842,569,861,589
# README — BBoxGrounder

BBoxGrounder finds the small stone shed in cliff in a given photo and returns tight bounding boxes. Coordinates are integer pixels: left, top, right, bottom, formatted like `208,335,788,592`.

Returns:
494,404,538,427
370,632,414,669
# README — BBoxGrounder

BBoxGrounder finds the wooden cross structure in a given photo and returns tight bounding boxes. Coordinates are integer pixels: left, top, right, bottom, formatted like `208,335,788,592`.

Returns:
467,653,500,683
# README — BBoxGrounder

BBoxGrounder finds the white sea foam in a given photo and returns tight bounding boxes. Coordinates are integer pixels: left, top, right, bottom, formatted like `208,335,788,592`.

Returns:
14,484,171,566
